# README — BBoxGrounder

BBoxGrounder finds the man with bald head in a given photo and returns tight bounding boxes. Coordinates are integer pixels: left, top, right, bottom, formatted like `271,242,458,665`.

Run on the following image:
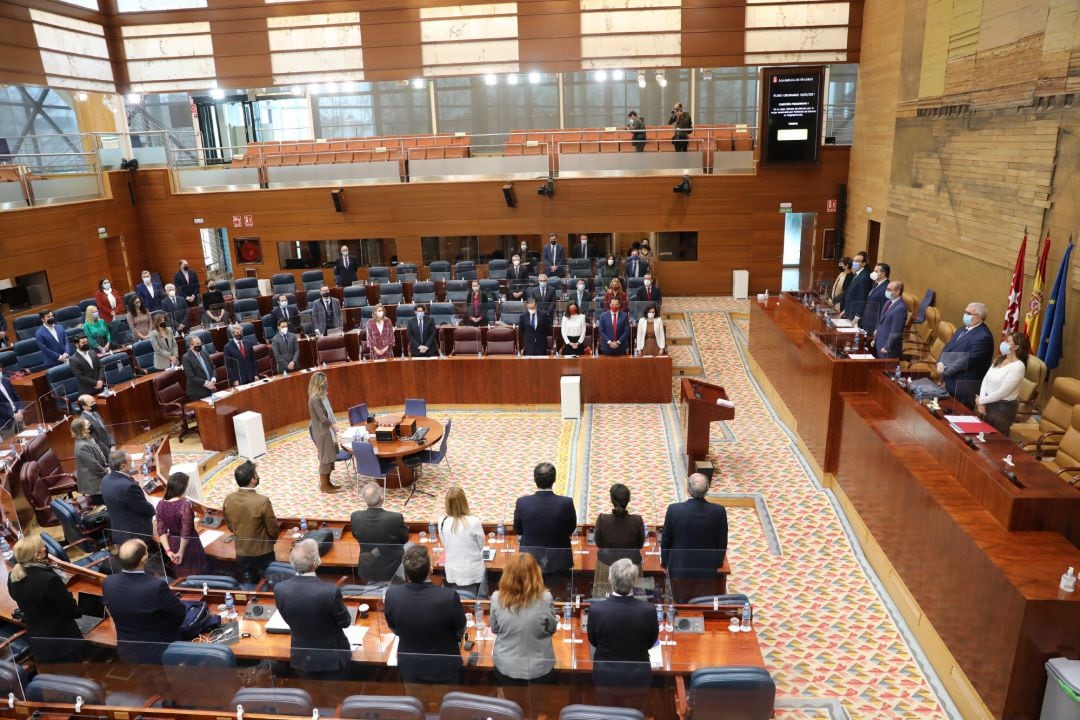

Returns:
872,280,907,359
103,539,186,664
936,300,995,409
350,482,409,583
660,473,729,603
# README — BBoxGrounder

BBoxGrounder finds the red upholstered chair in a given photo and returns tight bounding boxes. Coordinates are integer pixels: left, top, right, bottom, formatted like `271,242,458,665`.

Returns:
151,369,196,442
209,351,229,389
25,433,77,495
316,335,348,363
19,462,61,526
485,326,517,356
253,343,274,377
451,326,482,356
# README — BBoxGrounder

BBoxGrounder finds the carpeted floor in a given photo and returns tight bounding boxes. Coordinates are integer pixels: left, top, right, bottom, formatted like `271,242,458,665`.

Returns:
179,297,953,719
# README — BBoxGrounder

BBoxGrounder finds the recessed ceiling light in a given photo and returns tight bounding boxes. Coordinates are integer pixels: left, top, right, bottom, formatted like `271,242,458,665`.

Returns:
210,88,225,100
594,70,608,82
507,74,519,85
411,78,426,89
637,72,647,89
75,91,88,102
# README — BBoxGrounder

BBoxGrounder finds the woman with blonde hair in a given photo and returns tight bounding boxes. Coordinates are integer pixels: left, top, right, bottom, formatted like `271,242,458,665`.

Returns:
73,416,107,505
7,535,84,664
603,278,627,311
439,487,485,595
308,371,344,494
82,305,111,354
366,303,395,360
489,552,558,685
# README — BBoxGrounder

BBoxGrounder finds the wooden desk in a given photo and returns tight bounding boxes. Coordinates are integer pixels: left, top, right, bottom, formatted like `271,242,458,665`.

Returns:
338,416,443,487
192,355,672,452
97,374,166,445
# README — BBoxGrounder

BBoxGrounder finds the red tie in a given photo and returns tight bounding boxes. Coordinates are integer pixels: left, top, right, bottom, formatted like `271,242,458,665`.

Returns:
238,341,245,358
611,312,616,330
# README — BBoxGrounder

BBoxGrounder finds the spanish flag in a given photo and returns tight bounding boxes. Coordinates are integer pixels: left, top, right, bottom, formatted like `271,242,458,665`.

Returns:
1024,232,1051,343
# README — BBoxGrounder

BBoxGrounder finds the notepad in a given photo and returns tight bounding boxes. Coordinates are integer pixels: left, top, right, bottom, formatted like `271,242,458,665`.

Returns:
199,529,224,548
343,626,368,648
649,643,663,669
846,353,876,360
830,318,853,327
835,327,859,334
385,635,399,666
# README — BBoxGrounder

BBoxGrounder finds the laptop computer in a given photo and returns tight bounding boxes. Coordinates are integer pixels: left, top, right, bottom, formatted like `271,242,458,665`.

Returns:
75,593,106,635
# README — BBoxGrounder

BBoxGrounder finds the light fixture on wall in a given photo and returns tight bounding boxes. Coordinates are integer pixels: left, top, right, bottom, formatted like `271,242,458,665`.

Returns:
612,69,625,81
594,70,608,82
75,91,88,102
484,74,498,86
637,71,647,89
411,78,426,89
655,71,667,88
528,72,542,84
507,74,519,85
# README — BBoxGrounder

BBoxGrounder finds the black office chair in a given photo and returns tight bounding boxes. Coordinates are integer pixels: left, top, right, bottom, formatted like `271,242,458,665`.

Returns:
230,688,313,716
340,695,424,720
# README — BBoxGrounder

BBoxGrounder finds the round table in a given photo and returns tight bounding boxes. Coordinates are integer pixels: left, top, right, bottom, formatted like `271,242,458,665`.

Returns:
341,415,443,488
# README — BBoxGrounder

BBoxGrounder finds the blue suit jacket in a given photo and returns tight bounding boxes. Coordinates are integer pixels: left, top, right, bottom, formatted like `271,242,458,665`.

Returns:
859,281,888,333
598,310,630,355
843,269,872,319
34,324,68,367
542,243,565,272
873,298,907,359
135,282,165,312
661,498,728,579
102,571,185,664
939,323,994,408
223,338,257,385
101,470,155,545
513,490,577,575
587,594,658,688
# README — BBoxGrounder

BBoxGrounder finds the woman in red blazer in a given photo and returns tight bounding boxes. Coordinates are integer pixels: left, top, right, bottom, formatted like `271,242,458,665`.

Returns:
94,278,125,323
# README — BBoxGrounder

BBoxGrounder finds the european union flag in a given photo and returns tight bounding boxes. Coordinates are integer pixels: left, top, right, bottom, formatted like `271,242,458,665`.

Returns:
1037,242,1074,371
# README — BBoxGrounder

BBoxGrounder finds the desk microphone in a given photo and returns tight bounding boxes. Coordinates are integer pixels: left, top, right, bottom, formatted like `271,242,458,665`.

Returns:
1004,471,1023,488
100,357,124,397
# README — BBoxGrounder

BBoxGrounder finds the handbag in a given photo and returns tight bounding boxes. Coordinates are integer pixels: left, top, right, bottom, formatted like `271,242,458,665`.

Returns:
179,599,221,639
301,528,334,556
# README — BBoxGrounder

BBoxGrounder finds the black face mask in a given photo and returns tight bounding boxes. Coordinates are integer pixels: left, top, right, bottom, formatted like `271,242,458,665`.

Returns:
45,318,55,326
182,265,189,271
78,344,89,352
191,345,201,352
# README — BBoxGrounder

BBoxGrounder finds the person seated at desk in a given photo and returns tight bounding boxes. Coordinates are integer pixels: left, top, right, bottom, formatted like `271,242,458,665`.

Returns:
312,285,343,337
271,294,300,335
77,394,114,456
155,471,208,578
407,304,438,358
127,296,152,342
103,538,186,665
74,417,107,506
592,483,645,597
519,298,550,357
603,278,628,311
598,298,630,356
463,281,494,327
587,559,659,693
271,318,299,374
35,310,69,368
222,460,279,583
661,473,728,603
350,482,409,583
635,274,662,309
201,280,226,326
936,301,995,409
135,270,164,313
95,278,124,324
514,462,576,597
561,302,587,356
223,324,257,386
366,304,395,360
274,539,353,684
173,259,200,306
438,486,485,596
181,335,216,400
161,284,189,336
70,333,104,396
385,544,467,684
7,535,85,665
490,552,558,686
975,331,1029,435
102,449,156,546
635,305,665,357
150,315,178,371
506,254,530,301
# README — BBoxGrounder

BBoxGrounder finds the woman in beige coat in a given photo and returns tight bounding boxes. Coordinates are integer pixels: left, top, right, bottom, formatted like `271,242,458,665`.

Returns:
308,371,344,494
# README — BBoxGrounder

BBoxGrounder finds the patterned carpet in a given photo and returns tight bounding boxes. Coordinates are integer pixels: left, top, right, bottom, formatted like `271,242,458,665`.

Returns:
183,296,954,720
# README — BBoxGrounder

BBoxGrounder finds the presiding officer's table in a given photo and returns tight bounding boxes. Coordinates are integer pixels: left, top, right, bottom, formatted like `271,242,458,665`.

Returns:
193,355,672,452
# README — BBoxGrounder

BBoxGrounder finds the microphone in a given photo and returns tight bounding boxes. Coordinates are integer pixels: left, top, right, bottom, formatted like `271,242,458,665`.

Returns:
100,357,123,397
312,334,323,368
34,385,66,427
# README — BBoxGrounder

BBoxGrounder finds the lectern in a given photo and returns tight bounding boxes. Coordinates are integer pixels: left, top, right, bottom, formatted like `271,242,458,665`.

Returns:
680,379,735,467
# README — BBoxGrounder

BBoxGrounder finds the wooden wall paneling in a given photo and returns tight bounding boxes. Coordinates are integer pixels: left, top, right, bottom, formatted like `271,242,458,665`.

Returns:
0,7,45,87
681,0,746,67
518,0,579,72
357,9,422,79
211,18,272,91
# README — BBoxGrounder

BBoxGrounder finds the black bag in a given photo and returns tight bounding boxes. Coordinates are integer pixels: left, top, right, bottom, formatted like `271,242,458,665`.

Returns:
301,528,334,556
180,599,221,640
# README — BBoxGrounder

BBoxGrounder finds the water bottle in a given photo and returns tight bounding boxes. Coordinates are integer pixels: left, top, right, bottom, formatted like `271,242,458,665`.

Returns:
571,527,580,545
657,527,663,547
474,600,484,629
655,604,664,629
894,363,902,382
299,518,308,533
665,604,675,633
0,539,12,563
496,522,505,544
225,592,235,619
563,603,572,630
428,522,437,544
741,602,752,631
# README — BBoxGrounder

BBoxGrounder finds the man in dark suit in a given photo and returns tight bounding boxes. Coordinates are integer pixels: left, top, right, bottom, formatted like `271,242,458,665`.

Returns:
624,251,648,280
598,298,630,355
34,310,69,368
334,245,357,287
69,334,104,395
271,319,299,374
350,482,409,583
518,298,550,356
542,234,566,277
0,312,8,349
858,262,890,334
529,274,558,318
181,335,216,400
873,280,907,359
635,274,662,309
384,545,466,684
135,271,164,312
77,394,115,455
506,254,530,301
103,539,186,664
101,449,156,546
271,294,301,334
312,286,343,336
841,251,871,320
273,539,352,683
407,305,438,357
587,559,659,692
0,374,24,436
570,279,593,312
513,462,576,596
173,259,200,305
937,301,995,409
161,283,189,335
223,324,257,386
572,233,596,260
661,473,728,603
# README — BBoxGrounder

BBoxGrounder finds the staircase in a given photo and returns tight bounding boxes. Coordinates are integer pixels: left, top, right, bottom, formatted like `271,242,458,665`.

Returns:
125,105,200,166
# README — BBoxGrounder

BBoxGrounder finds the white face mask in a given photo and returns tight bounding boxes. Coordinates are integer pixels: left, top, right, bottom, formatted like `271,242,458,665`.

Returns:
143,277,151,285
167,291,176,299
375,311,384,319
539,282,546,288
870,271,880,282
280,327,288,335
999,341,1011,355
279,301,288,308
341,251,348,257
416,312,425,320
607,259,614,266
577,285,585,292
647,312,656,319
512,259,520,266
644,280,652,287
102,282,111,291
472,286,480,293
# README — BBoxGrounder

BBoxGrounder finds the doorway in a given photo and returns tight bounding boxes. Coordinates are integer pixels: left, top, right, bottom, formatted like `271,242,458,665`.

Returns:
199,228,234,284
781,212,817,291
194,94,313,164
866,220,881,267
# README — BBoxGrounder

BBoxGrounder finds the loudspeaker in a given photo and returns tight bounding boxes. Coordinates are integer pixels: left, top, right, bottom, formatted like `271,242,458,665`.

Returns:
502,183,516,208
331,189,345,213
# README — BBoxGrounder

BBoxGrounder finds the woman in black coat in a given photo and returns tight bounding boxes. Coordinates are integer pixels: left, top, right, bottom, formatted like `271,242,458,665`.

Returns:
7,535,84,665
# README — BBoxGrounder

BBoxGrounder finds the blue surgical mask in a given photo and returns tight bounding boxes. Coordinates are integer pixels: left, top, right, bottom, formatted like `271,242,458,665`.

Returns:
884,290,894,301
852,261,862,272
539,282,546,289
962,313,973,326
999,341,1011,355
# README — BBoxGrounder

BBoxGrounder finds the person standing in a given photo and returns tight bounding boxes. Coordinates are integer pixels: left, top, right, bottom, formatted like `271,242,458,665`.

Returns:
173,259,200,306
94,278,124,323
975,331,1029,435
271,318,299,374
542,234,565,277
592,483,645,596
831,257,854,310
271,294,300,335
181,334,216,400
668,102,693,152
489,552,558,685
407,304,438,357
587,559,658,693
103,539,186,664
76,394,114,456
572,234,595,260
661,473,728,603
161,284,189,336
561,302,587,356
127,296,152,342
135,271,164,313
598,298,630,356
635,306,666,357
936,301,995,409
627,110,646,152
858,263,890,335
201,280,227,326
438,486,485,596
101,449,156,546
513,462,576,596
82,309,111,354
529,274,558,319
7,535,84,665
334,245,357,287
312,285,343,336
73,417,107,505
0,373,25,437
506,254,530,301
463,280,493,327
872,281,907,359
308,371,345,494
69,334,104,395
154,471,208,578
150,315,178,370
365,304,395,359
841,251,871,320
635,274,662,310
34,310,69,368
222,460,280,583
223,324,257,386
350,482,408,583
518,298,550,357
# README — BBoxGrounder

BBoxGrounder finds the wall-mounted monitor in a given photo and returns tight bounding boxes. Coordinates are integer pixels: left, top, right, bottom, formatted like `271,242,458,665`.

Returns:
760,66,825,165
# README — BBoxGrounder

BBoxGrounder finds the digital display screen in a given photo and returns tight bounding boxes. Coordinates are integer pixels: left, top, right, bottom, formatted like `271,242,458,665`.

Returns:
761,67,824,164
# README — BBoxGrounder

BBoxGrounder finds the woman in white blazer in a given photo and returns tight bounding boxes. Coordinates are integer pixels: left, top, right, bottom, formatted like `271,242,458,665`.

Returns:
635,305,665,356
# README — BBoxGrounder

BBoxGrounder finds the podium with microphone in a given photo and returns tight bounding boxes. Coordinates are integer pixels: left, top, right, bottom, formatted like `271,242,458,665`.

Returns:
680,378,735,475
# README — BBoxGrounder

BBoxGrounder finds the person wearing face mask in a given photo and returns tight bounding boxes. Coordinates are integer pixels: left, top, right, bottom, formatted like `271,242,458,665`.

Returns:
936,301,995,409
831,257,854,311
127,296,152,341
272,319,299,374
161,282,189,336
73,416,107,505
463,280,493,327
135,270,164,312
627,110,646,152
634,273,662,310
561,302,587,356
366,303,395,360
635,305,666,356
82,304,112,354
572,279,592,312
530,273,558,318
625,251,647,279
224,325,257,386
871,281,907,359
173,259,200,305
34,310,68,367
517,241,536,270
312,285,343,337
94,277,123,323
840,251,871,320
150,313,178,370
668,102,693,152
182,336,217,400
69,333,104,395
857,263,890,334
975,331,1030,435
603,278,627,311
507,253,530,300
572,233,595,260
77,394,114,456
201,280,226,326
271,293,300,334
639,240,652,259
600,254,621,281
518,298,550,357
542,233,565,277
407,304,438,357
334,245,357,286
598,298,630,355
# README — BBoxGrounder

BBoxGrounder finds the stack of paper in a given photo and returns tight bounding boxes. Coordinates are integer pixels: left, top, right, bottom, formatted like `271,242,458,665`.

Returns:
199,529,224,548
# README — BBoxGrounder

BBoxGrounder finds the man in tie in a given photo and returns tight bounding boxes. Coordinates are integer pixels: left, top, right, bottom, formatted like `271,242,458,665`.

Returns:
181,335,217,400
542,233,565,277
161,283,189,335
271,318,299,374
506,253,530,301
407,304,438,357
271,294,300,334
573,233,594,260
223,325,257,386
873,281,907,359
312,286,343,336
634,273,662,310
518,298,550,356
936,301,995,409
0,373,24,437
857,262,890,335
77,394,115,455
529,274,558,319
173,259,200,305
34,310,69,368
625,251,647,280
334,245,357,286
135,270,164,312
572,279,592,314
598,298,630,355
69,334,104,395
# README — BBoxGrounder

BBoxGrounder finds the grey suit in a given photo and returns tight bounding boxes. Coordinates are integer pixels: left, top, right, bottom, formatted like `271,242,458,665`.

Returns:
82,409,115,456
150,329,178,370
489,590,558,680
74,436,108,497
181,348,215,400
311,297,343,336
271,331,299,374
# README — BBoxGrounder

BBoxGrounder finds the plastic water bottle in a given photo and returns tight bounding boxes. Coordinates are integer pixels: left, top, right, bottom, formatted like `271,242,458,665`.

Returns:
299,518,308,533
571,527,580,545
563,603,572,630
496,522,505,544
655,604,664,629
657,527,663,547
0,539,12,563
428,522,437,544
474,600,484,629
741,602,752,631
665,604,675,633
225,592,235,619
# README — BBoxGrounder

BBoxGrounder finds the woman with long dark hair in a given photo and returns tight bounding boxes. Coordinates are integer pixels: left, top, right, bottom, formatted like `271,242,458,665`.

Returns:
592,483,645,597
975,331,1029,435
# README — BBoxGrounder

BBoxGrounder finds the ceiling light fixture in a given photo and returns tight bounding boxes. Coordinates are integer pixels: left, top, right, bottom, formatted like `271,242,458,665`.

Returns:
507,74,519,85
411,78,426,89
637,72,647,89
528,72,541,84
484,74,498,86
612,69,625,81
126,93,141,104
75,91,88,102
594,70,608,82
210,87,225,100
655,71,667,88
